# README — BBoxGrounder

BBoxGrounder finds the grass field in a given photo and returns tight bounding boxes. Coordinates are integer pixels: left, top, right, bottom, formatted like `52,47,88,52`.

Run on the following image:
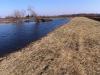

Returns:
0,17,100,75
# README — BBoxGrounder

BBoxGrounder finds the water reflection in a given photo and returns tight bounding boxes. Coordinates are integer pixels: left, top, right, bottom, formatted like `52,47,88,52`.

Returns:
0,18,69,57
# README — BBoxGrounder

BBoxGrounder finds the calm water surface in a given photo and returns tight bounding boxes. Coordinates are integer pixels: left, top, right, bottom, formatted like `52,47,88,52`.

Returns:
0,18,69,57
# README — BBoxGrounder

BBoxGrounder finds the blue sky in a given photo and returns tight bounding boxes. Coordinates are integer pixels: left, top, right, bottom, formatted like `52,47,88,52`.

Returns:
0,0,100,17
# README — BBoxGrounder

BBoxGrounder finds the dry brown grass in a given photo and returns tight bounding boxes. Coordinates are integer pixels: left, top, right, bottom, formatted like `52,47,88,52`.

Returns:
0,17,100,75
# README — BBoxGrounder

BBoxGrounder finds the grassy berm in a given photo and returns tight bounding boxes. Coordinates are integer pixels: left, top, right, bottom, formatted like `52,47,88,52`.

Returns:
0,17,100,75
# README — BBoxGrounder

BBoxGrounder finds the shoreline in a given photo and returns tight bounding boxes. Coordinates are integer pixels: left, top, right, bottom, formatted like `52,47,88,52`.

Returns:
0,17,100,75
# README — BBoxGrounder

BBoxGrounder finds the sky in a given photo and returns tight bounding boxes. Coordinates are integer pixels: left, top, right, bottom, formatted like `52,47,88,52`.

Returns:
0,0,100,17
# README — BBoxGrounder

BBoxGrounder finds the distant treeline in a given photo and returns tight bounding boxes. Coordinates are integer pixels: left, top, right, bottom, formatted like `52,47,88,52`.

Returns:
40,14,100,21
53,14,100,21
2,13,100,19
59,14,100,17
0,13,100,23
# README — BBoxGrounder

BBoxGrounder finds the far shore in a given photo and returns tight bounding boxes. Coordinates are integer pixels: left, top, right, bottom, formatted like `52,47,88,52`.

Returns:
0,14,100,24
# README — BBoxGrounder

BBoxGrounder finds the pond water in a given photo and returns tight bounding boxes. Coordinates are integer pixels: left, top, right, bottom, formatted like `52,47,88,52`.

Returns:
0,18,69,57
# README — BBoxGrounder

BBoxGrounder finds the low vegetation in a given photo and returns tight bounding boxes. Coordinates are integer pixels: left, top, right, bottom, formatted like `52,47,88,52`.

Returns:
0,17,100,75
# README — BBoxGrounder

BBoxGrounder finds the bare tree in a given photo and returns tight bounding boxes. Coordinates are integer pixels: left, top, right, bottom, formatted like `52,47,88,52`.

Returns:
27,7,40,23
13,10,26,23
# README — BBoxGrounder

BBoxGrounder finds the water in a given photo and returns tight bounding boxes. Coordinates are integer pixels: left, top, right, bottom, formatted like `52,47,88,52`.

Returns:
0,18,69,57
